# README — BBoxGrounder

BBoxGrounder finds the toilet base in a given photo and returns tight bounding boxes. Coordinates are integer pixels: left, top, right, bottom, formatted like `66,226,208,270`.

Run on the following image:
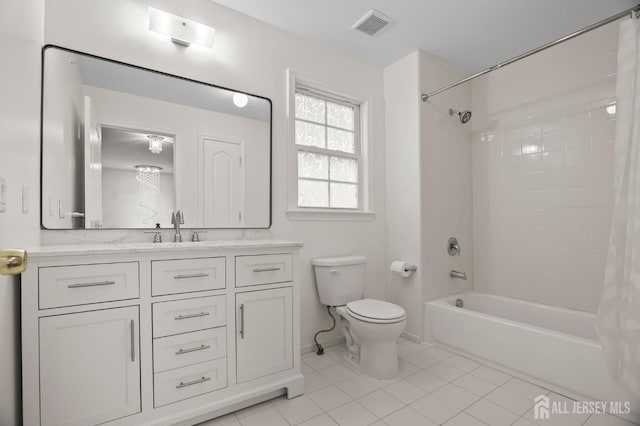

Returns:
359,341,399,380
336,306,405,380
342,339,400,380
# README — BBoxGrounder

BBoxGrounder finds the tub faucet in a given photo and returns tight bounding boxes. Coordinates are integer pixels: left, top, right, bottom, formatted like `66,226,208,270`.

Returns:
171,210,184,242
450,270,467,280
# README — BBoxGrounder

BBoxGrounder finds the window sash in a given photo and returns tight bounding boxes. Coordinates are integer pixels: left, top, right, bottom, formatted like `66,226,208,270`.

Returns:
295,89,361,154
297,178,359,210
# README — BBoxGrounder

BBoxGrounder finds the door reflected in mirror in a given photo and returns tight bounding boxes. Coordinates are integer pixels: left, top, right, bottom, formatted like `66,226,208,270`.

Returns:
41,45,271,230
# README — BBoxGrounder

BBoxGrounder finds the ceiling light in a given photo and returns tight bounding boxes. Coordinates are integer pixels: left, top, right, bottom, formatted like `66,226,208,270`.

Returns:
606,103,616,115
148,7,215,48
147,134,164,154
233,93,249,108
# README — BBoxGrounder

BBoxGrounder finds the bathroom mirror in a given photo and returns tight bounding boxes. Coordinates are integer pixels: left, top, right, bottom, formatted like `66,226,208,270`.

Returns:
41,45,271,230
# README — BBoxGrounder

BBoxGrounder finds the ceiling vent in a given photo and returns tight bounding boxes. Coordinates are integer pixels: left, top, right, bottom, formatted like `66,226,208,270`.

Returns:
351,10,392,36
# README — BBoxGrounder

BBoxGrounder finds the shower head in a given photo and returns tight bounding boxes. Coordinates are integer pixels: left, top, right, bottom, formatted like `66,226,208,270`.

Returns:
449,108,472,124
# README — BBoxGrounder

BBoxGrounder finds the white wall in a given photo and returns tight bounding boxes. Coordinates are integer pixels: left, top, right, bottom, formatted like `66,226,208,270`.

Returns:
42,0,388,351
420,52,473,305
102,169,174,228
383,52,422,340
0,0,43,423
41,47,85,228
384,50,474,342
471,23,618,312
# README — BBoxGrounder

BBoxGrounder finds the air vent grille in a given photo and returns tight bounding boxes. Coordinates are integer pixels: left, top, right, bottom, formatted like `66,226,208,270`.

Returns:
352,10,392,36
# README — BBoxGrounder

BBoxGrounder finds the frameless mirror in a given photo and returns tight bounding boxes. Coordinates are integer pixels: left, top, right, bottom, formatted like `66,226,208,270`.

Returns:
41,45,271,230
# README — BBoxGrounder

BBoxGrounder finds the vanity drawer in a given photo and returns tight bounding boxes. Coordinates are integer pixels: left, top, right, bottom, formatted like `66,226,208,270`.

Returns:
153,327,226,373
153,296,225,338
235,254,292,287
39,262,139,309
152,257,225,296
154,358,227,407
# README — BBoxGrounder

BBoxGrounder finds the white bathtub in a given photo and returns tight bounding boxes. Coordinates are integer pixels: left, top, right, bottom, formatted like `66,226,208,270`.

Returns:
425,292,639,422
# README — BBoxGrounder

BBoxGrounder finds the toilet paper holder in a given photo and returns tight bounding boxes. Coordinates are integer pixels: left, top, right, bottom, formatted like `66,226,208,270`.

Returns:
404,264,417,272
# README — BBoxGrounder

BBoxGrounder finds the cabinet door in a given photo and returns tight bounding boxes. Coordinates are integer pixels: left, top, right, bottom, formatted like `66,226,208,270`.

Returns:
236,287,293,383
39,306,141,426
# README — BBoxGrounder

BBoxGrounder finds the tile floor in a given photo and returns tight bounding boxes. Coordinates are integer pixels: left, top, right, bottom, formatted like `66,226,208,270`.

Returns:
199,339,638,426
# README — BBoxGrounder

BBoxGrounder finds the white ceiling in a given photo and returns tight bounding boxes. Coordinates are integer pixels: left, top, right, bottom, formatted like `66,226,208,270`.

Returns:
210,0,638,72
74,51,270,122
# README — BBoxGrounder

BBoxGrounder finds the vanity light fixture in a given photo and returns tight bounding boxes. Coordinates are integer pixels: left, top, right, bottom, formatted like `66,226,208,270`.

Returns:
148,7,215,48
147,134,164,154
233,93,249,108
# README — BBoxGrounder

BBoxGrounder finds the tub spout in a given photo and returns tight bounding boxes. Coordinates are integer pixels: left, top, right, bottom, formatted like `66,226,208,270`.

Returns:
450,270,467,280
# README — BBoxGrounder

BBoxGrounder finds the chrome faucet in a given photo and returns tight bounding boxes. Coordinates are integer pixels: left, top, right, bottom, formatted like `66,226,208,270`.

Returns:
171,210,184,242
450,270,467,280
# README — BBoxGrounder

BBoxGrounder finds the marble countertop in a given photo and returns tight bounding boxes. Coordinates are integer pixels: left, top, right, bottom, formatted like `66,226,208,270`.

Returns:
25,240,304,258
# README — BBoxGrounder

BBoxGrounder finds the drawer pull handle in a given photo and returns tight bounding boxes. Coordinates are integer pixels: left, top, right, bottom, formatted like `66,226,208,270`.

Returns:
130,319,135,362
174,273,210,279
253,267,281,273
176,344,210,355
174,312,210,321
176,376,211,389
67,280,116,289
239,304,245,339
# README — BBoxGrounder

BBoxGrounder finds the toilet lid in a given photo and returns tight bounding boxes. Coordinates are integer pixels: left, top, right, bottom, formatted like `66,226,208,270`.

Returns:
346,299,406,322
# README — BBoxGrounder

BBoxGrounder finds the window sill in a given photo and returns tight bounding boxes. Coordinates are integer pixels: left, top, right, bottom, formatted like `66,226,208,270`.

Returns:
286,209,376,222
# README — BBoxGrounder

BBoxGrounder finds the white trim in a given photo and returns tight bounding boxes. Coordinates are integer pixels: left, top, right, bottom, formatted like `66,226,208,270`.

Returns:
286,209,375,222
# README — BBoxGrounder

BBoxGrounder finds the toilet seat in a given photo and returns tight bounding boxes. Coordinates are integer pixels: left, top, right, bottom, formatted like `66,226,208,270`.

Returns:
345,299,406,324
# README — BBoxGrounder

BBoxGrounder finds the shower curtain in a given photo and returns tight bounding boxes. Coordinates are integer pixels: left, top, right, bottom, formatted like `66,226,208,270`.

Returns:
596,14,640,398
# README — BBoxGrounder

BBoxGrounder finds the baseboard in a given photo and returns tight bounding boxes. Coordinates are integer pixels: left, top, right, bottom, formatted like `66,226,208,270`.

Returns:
401,331,421,343
301,336,346,354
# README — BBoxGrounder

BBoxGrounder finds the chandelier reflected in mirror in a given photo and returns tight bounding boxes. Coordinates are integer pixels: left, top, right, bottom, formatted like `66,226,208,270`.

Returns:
147,134,165,154
135,165,162,225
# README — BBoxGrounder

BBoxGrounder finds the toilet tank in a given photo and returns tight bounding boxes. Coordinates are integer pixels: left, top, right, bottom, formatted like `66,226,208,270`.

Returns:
312,256,366,306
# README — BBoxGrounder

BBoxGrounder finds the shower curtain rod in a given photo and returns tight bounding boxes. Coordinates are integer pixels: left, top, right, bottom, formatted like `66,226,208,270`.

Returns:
421,4,640,102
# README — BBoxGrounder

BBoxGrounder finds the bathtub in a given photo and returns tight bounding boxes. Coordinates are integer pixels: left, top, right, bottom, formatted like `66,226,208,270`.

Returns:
425,292,639,421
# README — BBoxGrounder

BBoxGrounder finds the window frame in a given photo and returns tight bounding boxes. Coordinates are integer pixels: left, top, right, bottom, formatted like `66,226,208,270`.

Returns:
286,69,375,221
294,86,362,210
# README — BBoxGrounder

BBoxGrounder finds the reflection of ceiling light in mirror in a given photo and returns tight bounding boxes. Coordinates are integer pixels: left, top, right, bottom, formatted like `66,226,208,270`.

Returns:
147,134,164,154
606,103,616,115
522,144,540,155
233,93,249,108
148,7,215,48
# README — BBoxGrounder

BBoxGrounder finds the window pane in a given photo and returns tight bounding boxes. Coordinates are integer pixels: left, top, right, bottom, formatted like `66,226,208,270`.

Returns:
330,183,358,209
328,128,355,153
298,151,328,179
327,102,354,130
298,179,329,207
295,94,326,124
330,157,358,183
295,121,326,148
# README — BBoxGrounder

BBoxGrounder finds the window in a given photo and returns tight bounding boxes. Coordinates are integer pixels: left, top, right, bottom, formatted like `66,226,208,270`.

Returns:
294,86,361,209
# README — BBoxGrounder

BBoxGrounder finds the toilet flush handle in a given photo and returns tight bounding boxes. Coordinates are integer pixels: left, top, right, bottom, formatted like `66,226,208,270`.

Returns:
330,269,339,274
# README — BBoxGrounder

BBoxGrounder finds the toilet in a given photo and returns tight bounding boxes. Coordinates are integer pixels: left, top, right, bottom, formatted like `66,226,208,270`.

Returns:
312,256,406,379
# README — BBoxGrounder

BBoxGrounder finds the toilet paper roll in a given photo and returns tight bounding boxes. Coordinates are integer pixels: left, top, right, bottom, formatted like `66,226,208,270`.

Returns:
390,261,412,278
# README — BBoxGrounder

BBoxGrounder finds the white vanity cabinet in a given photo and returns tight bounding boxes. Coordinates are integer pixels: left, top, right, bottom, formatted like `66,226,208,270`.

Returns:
21,241,303,426
39,306,141,426
236,286,293,383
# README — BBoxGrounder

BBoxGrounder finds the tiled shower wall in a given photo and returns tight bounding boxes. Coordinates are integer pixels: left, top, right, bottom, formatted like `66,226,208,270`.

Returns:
471,23,618,312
